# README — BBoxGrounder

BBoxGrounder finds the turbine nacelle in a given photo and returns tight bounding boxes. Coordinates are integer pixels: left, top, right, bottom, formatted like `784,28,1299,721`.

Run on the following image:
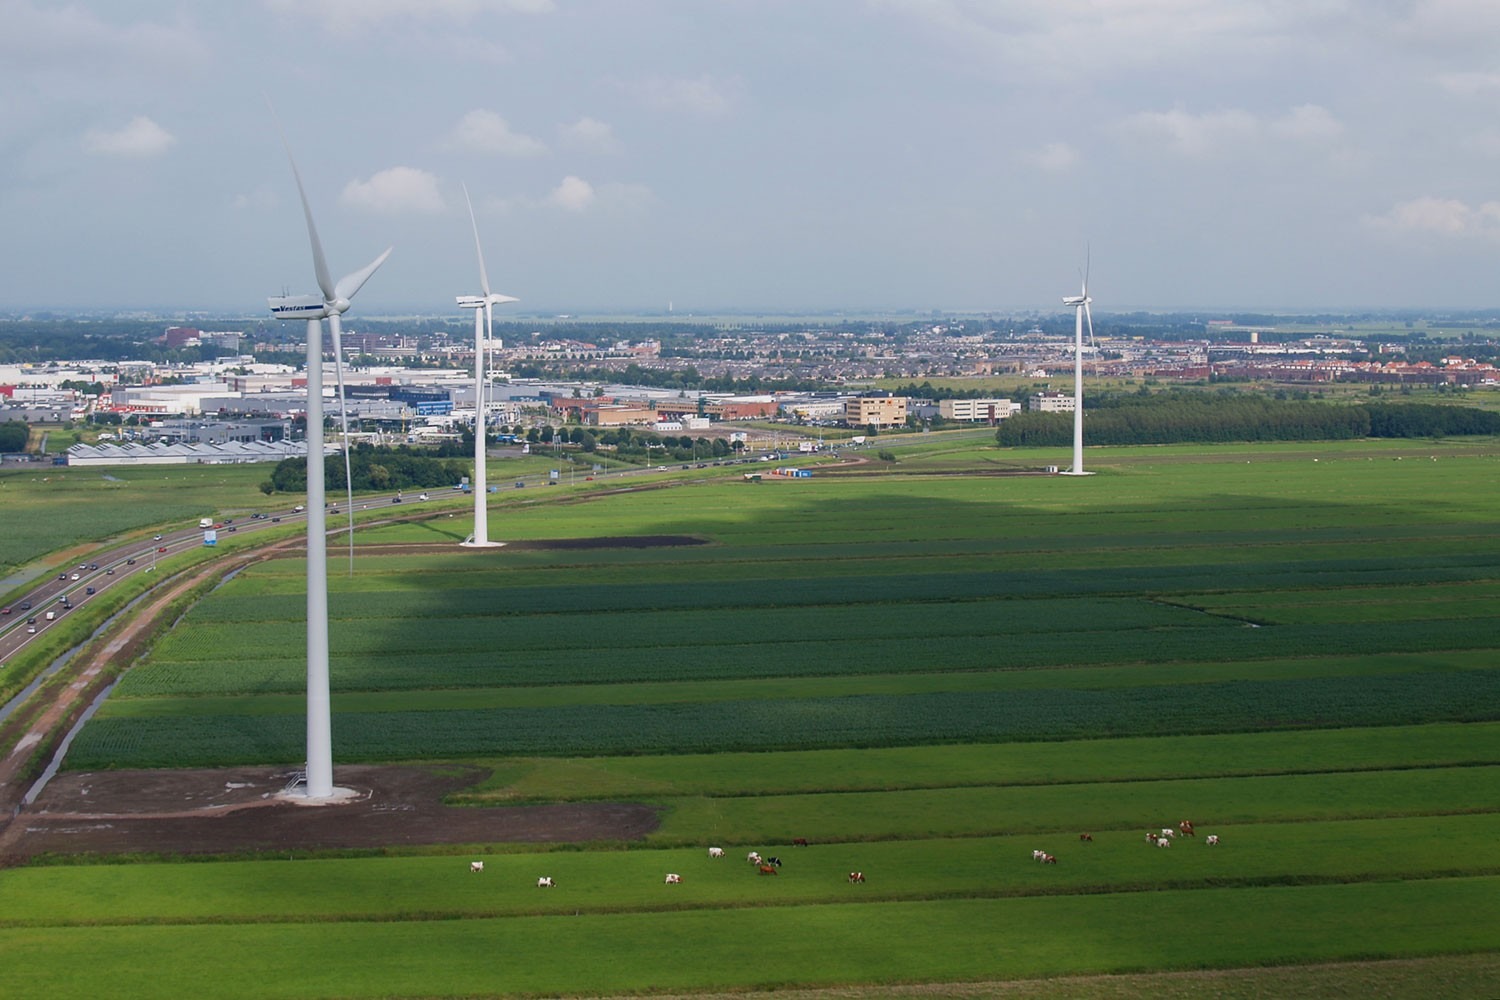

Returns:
1062,294,1091,307
269,294,331,320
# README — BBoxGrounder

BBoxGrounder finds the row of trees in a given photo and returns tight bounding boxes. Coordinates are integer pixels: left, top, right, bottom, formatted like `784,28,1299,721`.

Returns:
995,396,1500,448
265,448,469,494
0,421,29,452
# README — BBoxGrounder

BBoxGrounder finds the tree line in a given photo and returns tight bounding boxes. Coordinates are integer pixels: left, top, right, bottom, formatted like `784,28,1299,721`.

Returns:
265,446,468,494
994,396,1500,448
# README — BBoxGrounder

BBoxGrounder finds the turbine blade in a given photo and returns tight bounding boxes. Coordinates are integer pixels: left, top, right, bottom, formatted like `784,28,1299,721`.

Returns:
334,247,394,304
463,183,493,297
269,115,335,302
1083,244,1091,296
1084,301,1096,349
327,312,357,574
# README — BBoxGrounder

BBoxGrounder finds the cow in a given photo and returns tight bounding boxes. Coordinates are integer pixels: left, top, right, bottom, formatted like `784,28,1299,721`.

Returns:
708,847,724,859
536,876,555,888
1160,828,1176,839
1179,820,1195,837
1156,836,1171,848
758,864,779,876
747,851,763,865
1040,853,1058,864
1145,832,1158,845
469,861,484,873
1079,833,1093,842
1033,849,1047,861
792,838,809,847
764,856,783,867
848,871,866,883
664,873,683,884
1205,834,1220,846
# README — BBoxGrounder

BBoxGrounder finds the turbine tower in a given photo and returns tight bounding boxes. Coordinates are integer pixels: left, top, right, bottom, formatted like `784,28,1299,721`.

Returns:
456,184,517,548
267,138,392,800
1060,258,1094,477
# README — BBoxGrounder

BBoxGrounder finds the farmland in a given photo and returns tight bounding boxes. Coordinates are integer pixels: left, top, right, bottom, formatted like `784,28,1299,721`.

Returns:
8,437,1500,997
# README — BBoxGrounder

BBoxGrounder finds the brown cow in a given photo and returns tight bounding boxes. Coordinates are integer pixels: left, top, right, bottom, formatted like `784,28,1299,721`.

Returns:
758,864,778,876
848,871,866,883
792,838,809,847
1078,833,1093,842
1179,820,1195,837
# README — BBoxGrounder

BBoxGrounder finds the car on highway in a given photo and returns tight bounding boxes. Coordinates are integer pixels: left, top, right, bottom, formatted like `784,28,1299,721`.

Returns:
157,546,167,553
106,568,115,575
70,573,80,581
19,602,30,610
58,573,67,580
126,558,136,565
271,517,281,522
418,493,429,501
85,586,96,595
391,497,402,504
227,526,237,532
293,505,305,512
154,534,163,541
0,607,9,615
88,563,98,570
27,625,36,634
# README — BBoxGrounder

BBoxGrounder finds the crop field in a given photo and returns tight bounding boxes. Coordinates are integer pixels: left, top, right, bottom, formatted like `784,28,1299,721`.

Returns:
14,437,1500,996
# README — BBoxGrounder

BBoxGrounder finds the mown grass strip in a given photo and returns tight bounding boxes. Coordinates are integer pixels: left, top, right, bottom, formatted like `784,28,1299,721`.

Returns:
4,814,1499,927
455,721,1500,802
3,878,1498,999
646,766,1500,843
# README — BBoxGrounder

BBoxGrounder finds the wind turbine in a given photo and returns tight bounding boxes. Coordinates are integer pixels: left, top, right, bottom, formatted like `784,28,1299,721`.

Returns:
456,184,517,548
1059,255,1095,477
267,134,392,800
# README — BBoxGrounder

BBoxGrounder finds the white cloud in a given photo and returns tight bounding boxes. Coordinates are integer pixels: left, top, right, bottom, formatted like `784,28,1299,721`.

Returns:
559,117,621,154
1021,141,1079,172
1436,70,1500,95
1364,196,1500,238
0,1,207,71
446,110,547,157
1117,107,1258,157
871,0,1340,81
1117,104,1343,157
82,117,176,158
634,76,734,117
548,176,595,213
340,167,446,214
232,187,279,212
264,0,553,32
1269,104,1344,141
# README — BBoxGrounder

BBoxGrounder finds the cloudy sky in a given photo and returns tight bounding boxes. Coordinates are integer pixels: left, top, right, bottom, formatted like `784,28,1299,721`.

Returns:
5,0,1500,315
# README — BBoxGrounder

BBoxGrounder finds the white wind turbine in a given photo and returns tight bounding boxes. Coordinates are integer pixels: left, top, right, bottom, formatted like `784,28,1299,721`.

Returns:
1059,256,1095,477
456,184,517,548
267,136,392,800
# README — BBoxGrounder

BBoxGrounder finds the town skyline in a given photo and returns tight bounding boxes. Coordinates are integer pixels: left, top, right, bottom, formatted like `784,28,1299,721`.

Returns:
7,2,1500,314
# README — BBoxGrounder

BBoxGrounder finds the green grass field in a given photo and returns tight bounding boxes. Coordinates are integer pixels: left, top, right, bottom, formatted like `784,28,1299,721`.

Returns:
10,436,1500,997
0,464,273,579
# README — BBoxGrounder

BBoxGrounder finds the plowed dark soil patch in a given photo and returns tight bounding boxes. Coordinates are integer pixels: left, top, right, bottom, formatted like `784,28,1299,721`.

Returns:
6,764,658,863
